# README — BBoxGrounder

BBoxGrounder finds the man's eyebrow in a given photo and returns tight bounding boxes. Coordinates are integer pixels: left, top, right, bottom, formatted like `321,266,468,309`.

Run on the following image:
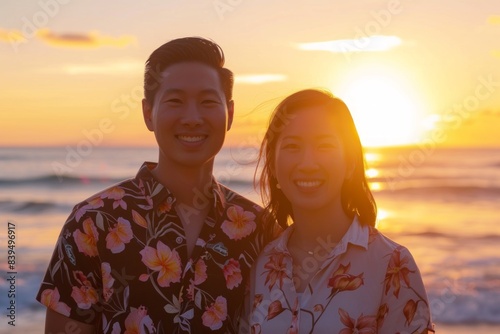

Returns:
161,88,183,95
199,88,223,96
161,88,222,96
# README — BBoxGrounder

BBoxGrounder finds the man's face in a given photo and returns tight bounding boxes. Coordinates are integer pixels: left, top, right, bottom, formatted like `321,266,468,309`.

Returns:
143,62,234,169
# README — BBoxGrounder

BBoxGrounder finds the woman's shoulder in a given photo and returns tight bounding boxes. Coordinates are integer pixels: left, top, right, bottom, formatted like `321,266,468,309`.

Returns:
259,226,293,255
367,226,413,255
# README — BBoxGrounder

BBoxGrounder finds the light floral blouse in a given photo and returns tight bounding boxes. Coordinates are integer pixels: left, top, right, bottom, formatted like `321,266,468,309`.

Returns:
241,218,434,334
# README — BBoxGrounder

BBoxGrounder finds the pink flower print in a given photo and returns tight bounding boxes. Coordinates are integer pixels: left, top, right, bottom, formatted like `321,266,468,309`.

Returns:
263,252,290,291
266,300,285,320
158,197,174,214
71,285,98,309
40,288,71,317
253,294,263,311
70,271,98,309
73,217,99,257
327,263,364,297
101,186,127,210
140,241,182,287
202,296,227,330
75,197,104,221
101,262,115,302
105,217,133,254
194,259,208,285
124,306,155,334
223,258,242,290
338,308,377,334
384,249,415,298
221,205,256,240
88,196,104,208
403,299,418,326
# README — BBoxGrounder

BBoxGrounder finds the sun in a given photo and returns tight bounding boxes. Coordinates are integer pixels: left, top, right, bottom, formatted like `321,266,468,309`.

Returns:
333,66,428,147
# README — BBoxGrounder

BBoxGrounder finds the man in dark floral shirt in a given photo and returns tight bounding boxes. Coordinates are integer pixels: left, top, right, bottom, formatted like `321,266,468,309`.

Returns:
36,37,277,333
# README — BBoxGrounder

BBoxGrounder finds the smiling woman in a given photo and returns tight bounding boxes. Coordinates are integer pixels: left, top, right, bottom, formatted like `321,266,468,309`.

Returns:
334,66,429,147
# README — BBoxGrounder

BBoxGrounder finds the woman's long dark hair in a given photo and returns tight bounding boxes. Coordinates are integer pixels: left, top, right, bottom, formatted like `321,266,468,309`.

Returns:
255,89,377,230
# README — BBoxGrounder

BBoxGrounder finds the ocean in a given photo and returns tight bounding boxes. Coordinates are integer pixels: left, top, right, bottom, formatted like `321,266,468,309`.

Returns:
1,145,499,333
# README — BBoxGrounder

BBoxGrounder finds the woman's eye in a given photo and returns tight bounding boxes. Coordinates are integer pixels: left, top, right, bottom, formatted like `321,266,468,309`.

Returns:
282,143,299,150
318,143,336,149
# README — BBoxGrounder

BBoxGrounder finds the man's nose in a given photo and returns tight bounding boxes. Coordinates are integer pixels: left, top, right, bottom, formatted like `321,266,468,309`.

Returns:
181,102,203,126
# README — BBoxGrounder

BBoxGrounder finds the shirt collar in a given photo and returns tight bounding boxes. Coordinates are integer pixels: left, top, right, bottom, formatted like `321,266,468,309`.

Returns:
135,162,225,215
335,216,369,253
267,216,369,255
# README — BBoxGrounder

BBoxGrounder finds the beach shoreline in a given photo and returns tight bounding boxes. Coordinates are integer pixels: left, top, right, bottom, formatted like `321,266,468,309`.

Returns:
3,316,500,334
2,146,499,331
435,323,500,334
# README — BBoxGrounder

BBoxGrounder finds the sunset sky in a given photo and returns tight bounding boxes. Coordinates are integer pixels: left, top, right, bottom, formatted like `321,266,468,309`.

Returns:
1,0,499,148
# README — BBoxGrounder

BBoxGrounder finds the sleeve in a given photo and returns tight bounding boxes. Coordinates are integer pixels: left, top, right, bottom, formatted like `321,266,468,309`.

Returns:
36,205,103,326
378,246,435,333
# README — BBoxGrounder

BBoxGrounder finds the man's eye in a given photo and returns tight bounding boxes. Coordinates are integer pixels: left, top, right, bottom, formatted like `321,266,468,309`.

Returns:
202,100,219,105
166,99,182,104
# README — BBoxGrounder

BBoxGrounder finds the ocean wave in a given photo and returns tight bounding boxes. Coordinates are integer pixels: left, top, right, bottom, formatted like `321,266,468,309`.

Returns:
429,290,500,324
399,231,500,241
0,174,124,187
0,199,71,213
375,185,500,197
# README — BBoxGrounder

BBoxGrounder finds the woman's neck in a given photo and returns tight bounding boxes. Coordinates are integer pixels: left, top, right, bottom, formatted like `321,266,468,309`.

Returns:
289,204,352,251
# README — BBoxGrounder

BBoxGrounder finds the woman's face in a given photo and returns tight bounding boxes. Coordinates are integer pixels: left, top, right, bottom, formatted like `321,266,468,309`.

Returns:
273,105,348,213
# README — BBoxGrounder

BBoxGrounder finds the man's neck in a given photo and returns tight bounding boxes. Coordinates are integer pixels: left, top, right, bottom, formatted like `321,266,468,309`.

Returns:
151,160,215,258
151,159,214,208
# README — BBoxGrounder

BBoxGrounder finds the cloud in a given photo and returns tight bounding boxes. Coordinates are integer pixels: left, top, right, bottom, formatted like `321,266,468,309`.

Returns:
487,15,500,25
35,28,136,48
235,74,287,84
0,27,136,49
297,35,402,53
0,28,26,43
57,60,144,75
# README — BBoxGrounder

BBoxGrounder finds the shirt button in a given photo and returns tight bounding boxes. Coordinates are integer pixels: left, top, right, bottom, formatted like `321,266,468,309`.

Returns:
176,236,183,244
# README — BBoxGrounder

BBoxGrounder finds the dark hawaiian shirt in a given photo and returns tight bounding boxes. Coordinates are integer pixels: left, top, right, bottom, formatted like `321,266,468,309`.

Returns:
36,162,276,333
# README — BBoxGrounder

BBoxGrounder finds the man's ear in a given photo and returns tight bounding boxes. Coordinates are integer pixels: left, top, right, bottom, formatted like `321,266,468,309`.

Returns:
142,98,154,131
227,100,234,131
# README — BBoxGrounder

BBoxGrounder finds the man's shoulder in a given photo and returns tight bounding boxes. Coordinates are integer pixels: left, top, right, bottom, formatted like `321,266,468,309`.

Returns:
75,176,139,207
217,183,263,211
